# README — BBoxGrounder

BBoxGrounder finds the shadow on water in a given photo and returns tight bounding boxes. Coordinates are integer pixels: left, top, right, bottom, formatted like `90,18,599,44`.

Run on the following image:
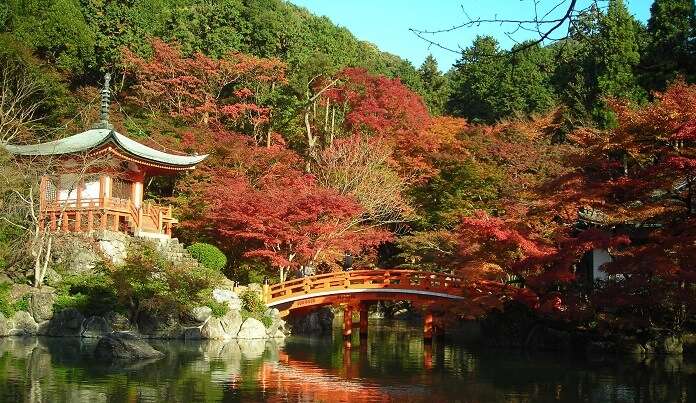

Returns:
0,319,695,402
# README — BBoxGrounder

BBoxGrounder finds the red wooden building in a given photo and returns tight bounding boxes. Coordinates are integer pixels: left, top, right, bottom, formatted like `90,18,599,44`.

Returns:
3,74,207,238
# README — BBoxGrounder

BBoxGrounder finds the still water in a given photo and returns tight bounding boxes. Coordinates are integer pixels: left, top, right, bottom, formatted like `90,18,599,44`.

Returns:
0,320,694,403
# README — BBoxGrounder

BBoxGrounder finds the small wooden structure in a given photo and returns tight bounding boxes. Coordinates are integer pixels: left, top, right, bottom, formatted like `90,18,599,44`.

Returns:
263,269,464,341
2,74,207,238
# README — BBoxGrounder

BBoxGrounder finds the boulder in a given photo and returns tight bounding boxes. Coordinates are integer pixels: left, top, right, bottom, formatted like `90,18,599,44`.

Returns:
182,327,203,340
219,310,243,336
94,332,164,361
10,311,38,336
0,313,9,336
200,318,228,340
190,307,212,323
136,311,182,338
200,310,243,340
661,336,683,355
287,307,334,335
265,309,286,338
237,318,267,339
81,316,112,338
29,292,55,322
212,289,242,310
44,308,84,337
104,311,133,332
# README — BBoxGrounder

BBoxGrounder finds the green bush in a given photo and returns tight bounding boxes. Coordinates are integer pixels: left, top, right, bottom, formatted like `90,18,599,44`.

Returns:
0,282,31,317
239,289,272,327
110,241,224,320
187,243,227,271
53,272,118,316
205,299,229,318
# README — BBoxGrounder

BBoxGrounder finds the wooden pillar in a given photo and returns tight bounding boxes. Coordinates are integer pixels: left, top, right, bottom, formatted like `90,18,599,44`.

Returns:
61,212,69,232
87,207,94,232
343,306,353,341
112,214,119,231
424,311,434,343
50,213,56,231
359,303,369,339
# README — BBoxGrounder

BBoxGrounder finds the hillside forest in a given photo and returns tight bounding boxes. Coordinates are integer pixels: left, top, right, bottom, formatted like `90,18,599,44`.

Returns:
1,0,696,332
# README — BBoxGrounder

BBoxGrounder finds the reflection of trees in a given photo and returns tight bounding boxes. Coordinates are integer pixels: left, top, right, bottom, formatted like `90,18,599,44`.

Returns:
0,332,694,402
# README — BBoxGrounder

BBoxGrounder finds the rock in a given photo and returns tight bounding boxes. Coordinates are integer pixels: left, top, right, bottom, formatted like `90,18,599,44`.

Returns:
200,310,243,340
95,230,130,265
182,327,203,340
94,332,164,361
104,311,133,332
219,310,243,336
0,313,9,336
287,307,334,335
10,311,38,336
265,309,286,338
137,311,182,338
191,307,212,323
52,234,102,274
29,292,55,322
200,318,228,340
44,308,84,337
661,336,683,355
237,318,267,339
81,316,112,338
212,289,242,310
682,333,696,355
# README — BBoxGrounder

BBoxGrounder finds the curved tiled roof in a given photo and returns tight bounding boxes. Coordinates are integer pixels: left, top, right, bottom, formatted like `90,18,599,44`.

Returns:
3,129,207,167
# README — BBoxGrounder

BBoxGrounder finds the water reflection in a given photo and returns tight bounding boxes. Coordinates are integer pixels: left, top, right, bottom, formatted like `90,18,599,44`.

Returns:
0,320,694,402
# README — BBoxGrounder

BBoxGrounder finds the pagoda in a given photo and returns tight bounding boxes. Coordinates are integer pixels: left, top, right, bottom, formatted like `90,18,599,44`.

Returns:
2,73,207,238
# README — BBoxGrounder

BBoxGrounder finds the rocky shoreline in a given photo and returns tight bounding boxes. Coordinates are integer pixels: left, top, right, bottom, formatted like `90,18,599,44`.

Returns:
0,286,288,342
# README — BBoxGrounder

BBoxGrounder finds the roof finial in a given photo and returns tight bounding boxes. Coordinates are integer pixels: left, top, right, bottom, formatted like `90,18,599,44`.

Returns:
93,72,113,130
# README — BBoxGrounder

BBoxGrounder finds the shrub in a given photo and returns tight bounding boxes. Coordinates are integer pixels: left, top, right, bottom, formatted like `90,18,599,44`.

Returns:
110,241,224,320
53,272,118,316
239,289,272,327
187,243,227,271
0,282,31,317
205,299,229,318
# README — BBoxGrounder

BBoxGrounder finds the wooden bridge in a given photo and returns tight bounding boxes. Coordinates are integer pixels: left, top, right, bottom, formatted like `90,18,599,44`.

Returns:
262,269,469,342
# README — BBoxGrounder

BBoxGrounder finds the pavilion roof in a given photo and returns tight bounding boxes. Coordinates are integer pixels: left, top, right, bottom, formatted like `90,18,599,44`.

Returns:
3,128,207,169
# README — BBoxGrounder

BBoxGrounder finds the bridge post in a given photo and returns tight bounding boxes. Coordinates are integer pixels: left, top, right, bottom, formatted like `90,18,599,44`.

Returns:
359,303,368,339
423,311,434,343
342,306,353,342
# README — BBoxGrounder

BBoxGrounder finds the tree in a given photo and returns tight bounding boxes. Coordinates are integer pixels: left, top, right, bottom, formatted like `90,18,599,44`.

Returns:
122,38,286,141
596,0,644,105
641,0,696,91
418,55,449,115
327,67,438,182
202,166,390,282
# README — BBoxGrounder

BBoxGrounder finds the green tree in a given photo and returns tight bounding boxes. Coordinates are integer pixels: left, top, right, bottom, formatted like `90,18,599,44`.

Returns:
641,0,696,91
418,54,449,115
596,0,644,105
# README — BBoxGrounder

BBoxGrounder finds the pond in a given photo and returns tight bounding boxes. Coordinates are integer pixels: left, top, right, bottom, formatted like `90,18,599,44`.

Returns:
0,319,693,402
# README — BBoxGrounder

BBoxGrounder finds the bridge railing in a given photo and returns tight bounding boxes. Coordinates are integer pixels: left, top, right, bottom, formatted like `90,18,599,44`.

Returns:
264,269,466,305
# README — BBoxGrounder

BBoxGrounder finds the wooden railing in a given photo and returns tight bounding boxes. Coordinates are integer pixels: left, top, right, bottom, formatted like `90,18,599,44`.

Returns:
264,269,467,305
40,197,175,235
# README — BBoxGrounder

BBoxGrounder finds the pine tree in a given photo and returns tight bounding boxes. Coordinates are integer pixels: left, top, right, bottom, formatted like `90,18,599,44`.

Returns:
641,0,696,91
418,54,449,115
596,0,644,103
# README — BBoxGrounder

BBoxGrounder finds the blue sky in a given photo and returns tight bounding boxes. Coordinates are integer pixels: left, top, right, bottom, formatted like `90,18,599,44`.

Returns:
288,0,653,71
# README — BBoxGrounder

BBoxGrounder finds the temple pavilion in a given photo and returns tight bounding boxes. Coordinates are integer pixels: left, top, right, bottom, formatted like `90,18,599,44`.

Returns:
2,74,207,238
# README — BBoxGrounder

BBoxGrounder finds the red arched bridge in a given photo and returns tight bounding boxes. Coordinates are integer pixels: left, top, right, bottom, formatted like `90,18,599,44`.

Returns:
262,269,469,341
